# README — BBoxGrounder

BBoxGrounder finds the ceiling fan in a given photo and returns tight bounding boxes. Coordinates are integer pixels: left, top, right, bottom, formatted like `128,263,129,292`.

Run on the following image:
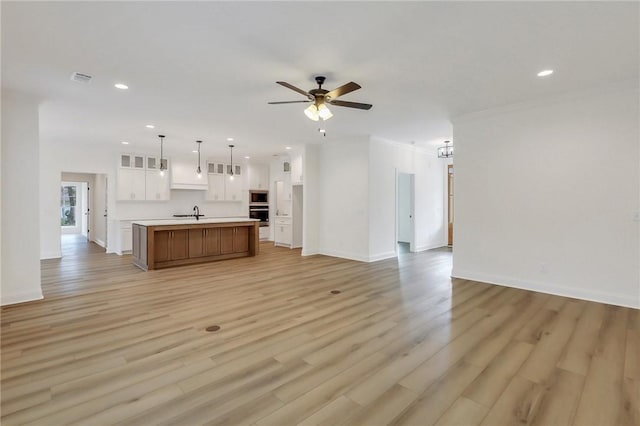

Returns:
268,76,372,121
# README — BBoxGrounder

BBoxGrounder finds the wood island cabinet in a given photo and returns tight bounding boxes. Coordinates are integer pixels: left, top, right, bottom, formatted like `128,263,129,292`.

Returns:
132,221,259,270
154,230,189,262
188,228,221,258
220,226,249,254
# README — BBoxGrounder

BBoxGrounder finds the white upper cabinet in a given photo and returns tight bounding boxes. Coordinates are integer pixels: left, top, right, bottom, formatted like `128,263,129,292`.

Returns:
226,164,242,176
117,168,146,200
117,154,170,201
291,154,303,185
247,163,269,190
225,174,242,201
205,161,244,201
145,170,170,201
208,162,225,175
120,154,145,169
206,173,225,201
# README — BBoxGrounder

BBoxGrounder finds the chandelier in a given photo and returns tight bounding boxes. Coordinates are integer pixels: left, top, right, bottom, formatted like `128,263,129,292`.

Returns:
438,140,453,158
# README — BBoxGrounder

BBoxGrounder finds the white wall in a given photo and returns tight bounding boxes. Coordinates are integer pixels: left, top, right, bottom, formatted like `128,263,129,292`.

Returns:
318,137,370,261
302,144,320,255
368,139,448,261
452,81,640,308
302,137,447,262
40,139,118,258
1,90,44,305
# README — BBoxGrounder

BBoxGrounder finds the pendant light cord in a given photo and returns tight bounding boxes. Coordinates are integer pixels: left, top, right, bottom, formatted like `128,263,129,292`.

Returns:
159,135,165,170
196,141,202,174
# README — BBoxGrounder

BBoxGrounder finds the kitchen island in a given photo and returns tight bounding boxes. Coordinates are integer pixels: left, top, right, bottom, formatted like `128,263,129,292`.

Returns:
131,218,260,270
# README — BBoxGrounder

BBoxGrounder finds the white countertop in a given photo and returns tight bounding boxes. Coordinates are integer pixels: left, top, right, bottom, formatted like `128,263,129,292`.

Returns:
132,218,259,226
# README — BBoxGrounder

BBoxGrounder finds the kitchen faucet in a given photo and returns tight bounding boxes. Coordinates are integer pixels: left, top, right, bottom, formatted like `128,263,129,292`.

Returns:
193,205,200,220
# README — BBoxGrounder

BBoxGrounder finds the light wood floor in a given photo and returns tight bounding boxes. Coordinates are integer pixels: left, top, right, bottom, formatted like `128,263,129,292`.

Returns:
1,241,638,425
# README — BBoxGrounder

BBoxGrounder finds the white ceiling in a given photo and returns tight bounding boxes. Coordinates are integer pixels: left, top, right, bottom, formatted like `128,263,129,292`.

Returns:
2,1,638,160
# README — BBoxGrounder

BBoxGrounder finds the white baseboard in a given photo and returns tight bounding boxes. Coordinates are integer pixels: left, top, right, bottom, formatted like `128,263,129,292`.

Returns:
301,249,319,257
94,238,106,248
318,249,369,263
368,251,397,262
451,269,640,309
40,250,61,260
414,243,448,253
1,289,44,306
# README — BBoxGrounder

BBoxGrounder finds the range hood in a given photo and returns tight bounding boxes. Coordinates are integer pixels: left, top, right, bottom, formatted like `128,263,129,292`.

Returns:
170,158,208,190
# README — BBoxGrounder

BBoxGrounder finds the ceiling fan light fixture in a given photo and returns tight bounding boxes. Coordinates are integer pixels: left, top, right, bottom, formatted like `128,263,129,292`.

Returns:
318,103,333,120
304,104,319,121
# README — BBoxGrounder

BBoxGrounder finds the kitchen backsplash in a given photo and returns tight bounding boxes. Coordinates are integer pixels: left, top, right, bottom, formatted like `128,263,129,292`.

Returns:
115,189,248,220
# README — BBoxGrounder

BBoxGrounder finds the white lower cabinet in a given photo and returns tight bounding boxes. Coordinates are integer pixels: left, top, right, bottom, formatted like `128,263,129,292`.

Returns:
274,217,292,247
259,226,270,241
119,221,133,254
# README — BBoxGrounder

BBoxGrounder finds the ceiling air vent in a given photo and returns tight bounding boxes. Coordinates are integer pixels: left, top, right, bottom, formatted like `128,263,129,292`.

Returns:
70,72,93,84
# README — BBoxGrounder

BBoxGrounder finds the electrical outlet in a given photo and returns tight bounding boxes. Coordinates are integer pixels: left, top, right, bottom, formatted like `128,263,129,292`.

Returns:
634,211,640,222
540,263,548,274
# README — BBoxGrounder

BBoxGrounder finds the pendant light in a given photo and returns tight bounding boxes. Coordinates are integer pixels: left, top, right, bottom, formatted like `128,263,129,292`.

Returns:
228,144,235,181
158,135,166,176
195,140,202,179
437,140,454,158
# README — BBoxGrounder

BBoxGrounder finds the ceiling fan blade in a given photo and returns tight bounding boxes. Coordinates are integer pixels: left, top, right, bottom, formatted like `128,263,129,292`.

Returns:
328,100,373,110
326,82,361,100
268,100,312,104
276,81,311,98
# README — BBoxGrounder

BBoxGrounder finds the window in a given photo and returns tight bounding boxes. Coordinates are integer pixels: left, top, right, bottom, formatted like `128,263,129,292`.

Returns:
61,185,77,226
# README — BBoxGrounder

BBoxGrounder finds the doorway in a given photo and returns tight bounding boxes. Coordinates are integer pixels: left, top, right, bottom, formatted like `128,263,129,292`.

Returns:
396,172,415,255
60,172,108,255
60,181,88,238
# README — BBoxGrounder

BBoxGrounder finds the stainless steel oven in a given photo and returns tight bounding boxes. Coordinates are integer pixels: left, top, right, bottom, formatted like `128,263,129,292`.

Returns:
249,206,269,227
249,190,268,205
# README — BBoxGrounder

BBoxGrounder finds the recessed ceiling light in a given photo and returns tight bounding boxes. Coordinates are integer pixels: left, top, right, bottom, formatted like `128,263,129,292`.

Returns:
146,124,155,129
121,141,129,145
244,156,250,159
285,146,292,150
227,137,234,142
114,83,129,90
192,150,198,153
537,69,554,77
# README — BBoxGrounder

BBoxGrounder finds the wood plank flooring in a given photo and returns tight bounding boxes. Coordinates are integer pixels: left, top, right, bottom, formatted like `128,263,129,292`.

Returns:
1,241,638,425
